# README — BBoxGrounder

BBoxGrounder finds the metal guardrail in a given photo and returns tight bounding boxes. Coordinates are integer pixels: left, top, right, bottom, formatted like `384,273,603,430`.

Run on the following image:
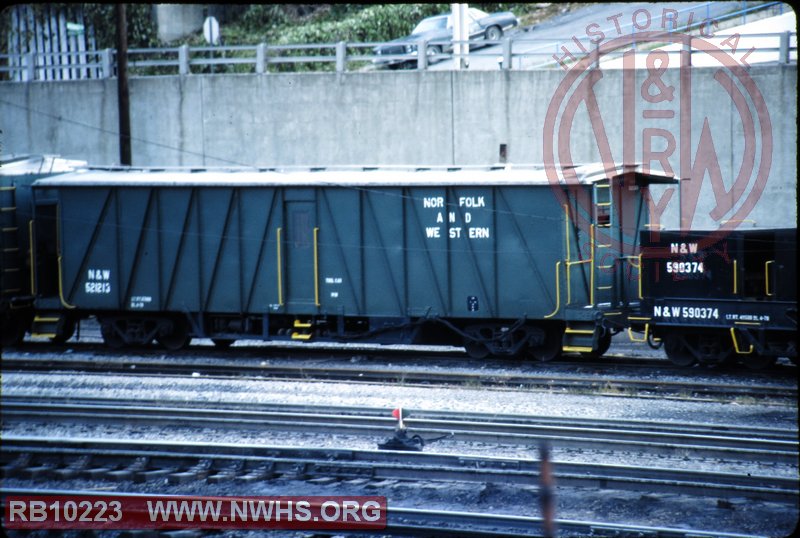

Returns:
0,2,795,80
1,30,795,80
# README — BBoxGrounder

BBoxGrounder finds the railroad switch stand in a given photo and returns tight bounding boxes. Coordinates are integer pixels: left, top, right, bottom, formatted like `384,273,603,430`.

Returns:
377,428,425,451
377,407,452,451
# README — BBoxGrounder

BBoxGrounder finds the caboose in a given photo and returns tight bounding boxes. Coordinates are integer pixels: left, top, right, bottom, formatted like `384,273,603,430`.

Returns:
4,160,674,360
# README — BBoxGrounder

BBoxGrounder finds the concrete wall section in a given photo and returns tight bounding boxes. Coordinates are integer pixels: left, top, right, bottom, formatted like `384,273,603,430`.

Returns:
0,66,795,229
0,79,119,162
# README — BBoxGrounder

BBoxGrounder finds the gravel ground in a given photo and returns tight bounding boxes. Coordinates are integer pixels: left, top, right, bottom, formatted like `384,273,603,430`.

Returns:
2,363,798,537
3,328,799,537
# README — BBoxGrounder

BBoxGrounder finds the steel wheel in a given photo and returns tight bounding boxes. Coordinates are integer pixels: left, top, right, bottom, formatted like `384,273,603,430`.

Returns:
156,318,190,351
527,331,562,362
50,317,76,344
100,319,125,349
663,335,696,366
740,353,776,370
580,332,612,359
464,339,490,359
1,311,29,347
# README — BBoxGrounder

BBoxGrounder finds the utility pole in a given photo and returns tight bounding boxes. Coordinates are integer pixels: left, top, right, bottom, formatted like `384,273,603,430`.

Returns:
116,4,131,165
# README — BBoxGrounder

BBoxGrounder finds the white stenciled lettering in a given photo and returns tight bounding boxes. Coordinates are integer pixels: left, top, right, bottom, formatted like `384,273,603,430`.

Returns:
670,242,699,254
423,197,444,208
459,196,485,208
656,304,719,319
130,295,152,309
666,261,704,274
426,227,441,238
469,227,490,239
86,268,112,294
85,282,111,294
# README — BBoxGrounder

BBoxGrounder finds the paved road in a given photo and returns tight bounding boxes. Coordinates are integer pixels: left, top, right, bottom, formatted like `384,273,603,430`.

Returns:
427,2,768,71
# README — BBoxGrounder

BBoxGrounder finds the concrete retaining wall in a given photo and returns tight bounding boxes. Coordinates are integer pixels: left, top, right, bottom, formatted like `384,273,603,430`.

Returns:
0,66,796,228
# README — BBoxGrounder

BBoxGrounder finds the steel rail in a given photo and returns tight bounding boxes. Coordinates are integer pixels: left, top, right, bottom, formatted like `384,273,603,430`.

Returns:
2,396,797,465
2,356,796,402
2,437,797,503
0,488,766,538
9,339,799,375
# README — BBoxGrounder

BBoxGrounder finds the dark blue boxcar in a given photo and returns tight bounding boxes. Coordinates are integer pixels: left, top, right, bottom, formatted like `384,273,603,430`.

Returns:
26,164,671,359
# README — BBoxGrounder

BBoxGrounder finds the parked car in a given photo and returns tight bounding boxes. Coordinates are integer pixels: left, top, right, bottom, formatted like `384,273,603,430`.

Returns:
372,8,518,68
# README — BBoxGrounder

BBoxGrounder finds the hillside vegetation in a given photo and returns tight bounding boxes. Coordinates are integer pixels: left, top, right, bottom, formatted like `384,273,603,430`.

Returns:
51,3,579,48
216,4,578,46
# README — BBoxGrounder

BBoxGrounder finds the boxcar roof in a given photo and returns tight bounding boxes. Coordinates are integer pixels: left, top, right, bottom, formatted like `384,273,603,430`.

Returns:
33,163,674,188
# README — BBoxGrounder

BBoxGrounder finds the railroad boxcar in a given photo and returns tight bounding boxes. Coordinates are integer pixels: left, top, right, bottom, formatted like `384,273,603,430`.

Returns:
1,155,85,346
637,228,797,368
19,163,674,359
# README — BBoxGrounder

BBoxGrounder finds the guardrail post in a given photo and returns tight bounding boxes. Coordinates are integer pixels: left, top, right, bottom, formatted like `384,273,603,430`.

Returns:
417,40,428,71
179,44,189,75
101,48,113,78
336,41,347,72
779,31,790,64
502,37,512,70
256,43,267,74
23,52,35,81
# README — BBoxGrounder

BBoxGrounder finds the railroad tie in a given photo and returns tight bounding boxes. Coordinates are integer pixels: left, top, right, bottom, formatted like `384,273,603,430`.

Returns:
52,455,92,479
134,467,174,484
106,456,149,482
236,462,276,482
207,460,244,484
167,459,213,485
0,453,32,478
23,462,57,480
83,463,118,480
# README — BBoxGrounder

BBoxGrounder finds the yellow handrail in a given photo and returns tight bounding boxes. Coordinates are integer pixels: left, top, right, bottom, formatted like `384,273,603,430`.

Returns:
730,327,754,354
627,323,649,343
55,205,75,309
57,256,76,309
28,220,36,294
313,227,320,306
733,259,738,295
627,316,658,343
276,228,283,306
564,204,570,264
544,261,561,319
765,260,774,297
637,254,642,299
590,224,595,306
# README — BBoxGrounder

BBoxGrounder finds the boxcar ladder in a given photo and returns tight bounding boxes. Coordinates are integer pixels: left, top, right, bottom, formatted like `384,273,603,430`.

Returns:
0,184,23,299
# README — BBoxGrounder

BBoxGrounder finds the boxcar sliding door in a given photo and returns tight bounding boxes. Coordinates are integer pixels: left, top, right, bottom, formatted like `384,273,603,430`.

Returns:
283,200,319,313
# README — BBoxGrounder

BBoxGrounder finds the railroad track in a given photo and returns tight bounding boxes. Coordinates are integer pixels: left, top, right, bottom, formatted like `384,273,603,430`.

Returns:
1,433,797,503
3,355,797,402
12,336,799,375
3,396,798,465
0,488,763,538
